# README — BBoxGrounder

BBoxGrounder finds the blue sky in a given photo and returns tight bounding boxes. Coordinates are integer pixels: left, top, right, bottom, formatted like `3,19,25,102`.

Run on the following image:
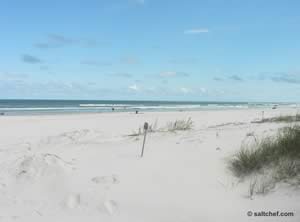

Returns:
0,0,300,101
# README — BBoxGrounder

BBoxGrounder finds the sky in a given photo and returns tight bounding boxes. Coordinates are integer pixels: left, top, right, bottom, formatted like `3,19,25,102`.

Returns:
0,0,300,102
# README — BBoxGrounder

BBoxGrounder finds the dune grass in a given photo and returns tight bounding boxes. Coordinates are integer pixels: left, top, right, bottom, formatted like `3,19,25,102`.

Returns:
128,120,159,136
229,125,300,180
128,118,193,136
166,117,193,132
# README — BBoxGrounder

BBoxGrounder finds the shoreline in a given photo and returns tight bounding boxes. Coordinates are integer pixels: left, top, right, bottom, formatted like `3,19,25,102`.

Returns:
0,106,299,117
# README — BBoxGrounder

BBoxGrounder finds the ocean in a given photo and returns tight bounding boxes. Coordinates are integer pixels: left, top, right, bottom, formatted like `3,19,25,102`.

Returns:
0,99,297,116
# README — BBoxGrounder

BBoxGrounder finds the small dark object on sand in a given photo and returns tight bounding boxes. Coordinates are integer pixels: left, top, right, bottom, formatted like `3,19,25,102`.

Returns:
136,110,139,114
0,112,4,116
272,105,278,109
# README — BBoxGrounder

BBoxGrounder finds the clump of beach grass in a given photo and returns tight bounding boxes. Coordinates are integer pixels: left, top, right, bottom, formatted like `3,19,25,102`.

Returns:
166,117,193,132
229,125,300,191
128,119,159,136
247,175,276,199
274,158,300,182
128,117,194,137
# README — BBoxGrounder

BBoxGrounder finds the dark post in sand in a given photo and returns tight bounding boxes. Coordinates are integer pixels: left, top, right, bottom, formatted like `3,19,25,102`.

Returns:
141,122,149,158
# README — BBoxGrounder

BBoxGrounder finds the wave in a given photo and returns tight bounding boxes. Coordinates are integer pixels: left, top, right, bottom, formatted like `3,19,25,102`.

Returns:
0,107,79,111
79,104,131,108
0,104,257,111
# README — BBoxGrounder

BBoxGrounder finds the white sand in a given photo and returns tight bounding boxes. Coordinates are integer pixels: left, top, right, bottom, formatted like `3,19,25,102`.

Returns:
0,108,299,221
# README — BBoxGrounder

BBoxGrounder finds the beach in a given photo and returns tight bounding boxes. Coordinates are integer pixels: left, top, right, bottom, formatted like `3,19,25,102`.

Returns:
0,107,299,221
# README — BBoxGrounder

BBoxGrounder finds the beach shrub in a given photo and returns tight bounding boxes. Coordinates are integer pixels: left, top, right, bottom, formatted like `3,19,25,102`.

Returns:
128,118,194,136
274,158,300,181
229,125,300,179
166,117,193,132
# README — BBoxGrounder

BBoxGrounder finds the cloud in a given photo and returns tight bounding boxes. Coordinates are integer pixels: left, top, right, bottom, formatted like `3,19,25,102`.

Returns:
228,75,243,81
113,73,133,78
34,43,53,49
159,71,189,78
0,72,28,81
35,34,98,49
22,54,42,64
48,34,73,44
270,73,300,84
213,77,223,81
0,78,118,98
258,71,300,84
180,87,192,94
128,84,139,91
123,85,211,97
184,29,209,34
199,87,207,94
34,34,73,49
169,58,198,65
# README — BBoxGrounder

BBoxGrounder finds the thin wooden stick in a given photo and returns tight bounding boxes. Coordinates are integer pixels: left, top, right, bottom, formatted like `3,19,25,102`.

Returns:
141,122,149,158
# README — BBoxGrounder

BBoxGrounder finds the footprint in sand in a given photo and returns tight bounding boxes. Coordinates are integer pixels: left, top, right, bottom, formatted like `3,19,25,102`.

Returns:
91,175,119,185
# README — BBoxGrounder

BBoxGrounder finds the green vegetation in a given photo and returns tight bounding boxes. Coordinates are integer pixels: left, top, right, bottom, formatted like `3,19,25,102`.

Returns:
129,118,193,136
166,117,193,132
229,125,300,197
229,125,300,180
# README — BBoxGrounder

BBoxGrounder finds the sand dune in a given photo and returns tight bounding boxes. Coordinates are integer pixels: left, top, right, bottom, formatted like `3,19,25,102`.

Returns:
0,108,299,221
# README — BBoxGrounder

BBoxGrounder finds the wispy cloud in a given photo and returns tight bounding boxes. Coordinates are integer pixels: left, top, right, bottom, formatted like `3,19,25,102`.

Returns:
258,71,300,84
180,87,192,94
159,71,189,78
49,34,73,44
184,28,209,34
169,58,198,65
35,34,98,49
213,77,223,81
113,73,133,78
22,54,42,64
34,43,53,49
34,34,73,49
0,72,28,81
0,78,119,98
270,73,300,84
128,84,139,91
228,75,243,81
